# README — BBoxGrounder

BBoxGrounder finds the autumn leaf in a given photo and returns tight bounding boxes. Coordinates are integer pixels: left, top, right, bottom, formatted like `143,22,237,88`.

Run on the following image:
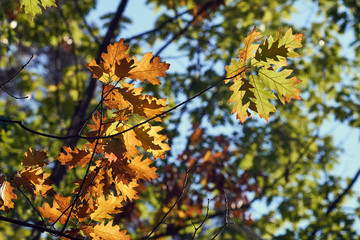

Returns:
115,179,139,201
39,194,71,224
0,177,17,213
90,193,123,221
134,124,170,159
14,167,54,197
101,39,130,68
129,52,170,85
238,27,262,63
128,155,159,181
81,221,130,240
86,39,133,83
57,146,92,169
22,147,48,167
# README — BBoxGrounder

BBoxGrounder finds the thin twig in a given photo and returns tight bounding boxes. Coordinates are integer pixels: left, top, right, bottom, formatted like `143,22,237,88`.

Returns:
0,69,246,140
211,190,234,240
0,215,82,240
74,0,100,45
0,54,34,99
144,164,197,240
153,2,213,58
0,54,34,87
191,198,210,239
308,167,360,239
0,85,28,99
16,186,47,227
125,9,190,42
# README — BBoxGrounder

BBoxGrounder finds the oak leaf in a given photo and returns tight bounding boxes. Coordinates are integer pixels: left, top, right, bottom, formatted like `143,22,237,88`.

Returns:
128,155,159,181
134,124,170,159
57,146,92,169
81,221,130,240
0,177,17,213
22,147,48,167
14,167,54,197
38,194,71,224
129,52,170,85
115,179,139,201
90,193,123,221
225,27,303,122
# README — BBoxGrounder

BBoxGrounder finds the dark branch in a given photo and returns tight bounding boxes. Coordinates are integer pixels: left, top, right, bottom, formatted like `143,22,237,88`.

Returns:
309,167,360,239
0,54,34,99
191,198,210,240
0,215,82,240
125,9,190,42
144,164,197,240
211,191,234,240
0,68,246,141
0,54,34,87
16,186,47,227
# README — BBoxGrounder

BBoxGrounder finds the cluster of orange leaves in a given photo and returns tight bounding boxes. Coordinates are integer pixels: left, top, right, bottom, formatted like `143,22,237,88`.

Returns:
0,39,170,239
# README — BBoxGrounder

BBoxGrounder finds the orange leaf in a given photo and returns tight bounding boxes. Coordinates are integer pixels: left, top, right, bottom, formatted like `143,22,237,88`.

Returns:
133,124,170,159
128,155,158,181
81,221,130,240
90,193,123,221
57,146,92,169
22,147,48,167
101,39,129,69
39,194,71,224
0,177,17,213
114,179,139,201
129,52,170,85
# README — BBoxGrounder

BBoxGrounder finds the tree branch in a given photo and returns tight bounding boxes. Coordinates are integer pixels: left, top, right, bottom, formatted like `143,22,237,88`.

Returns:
191,198,210,239
125,9,190,42
211,190,234,240
309,167,360,239
0,215,82,240
143,164,197,240
0,69,246,141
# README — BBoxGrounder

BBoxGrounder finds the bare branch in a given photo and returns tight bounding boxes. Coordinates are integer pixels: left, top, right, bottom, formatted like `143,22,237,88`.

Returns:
211,190,234,240
309,167,360,239
16,186,47,227
126,9,190,42
0,54,34,99
144,164,197,240
191,198,210,240
0,54,34,87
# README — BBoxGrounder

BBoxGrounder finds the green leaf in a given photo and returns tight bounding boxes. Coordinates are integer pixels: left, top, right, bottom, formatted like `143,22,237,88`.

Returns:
21,0,56,19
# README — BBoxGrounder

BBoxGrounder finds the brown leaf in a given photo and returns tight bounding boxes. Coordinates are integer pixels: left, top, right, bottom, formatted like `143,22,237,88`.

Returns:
14,167,54,197
22,147,48,167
